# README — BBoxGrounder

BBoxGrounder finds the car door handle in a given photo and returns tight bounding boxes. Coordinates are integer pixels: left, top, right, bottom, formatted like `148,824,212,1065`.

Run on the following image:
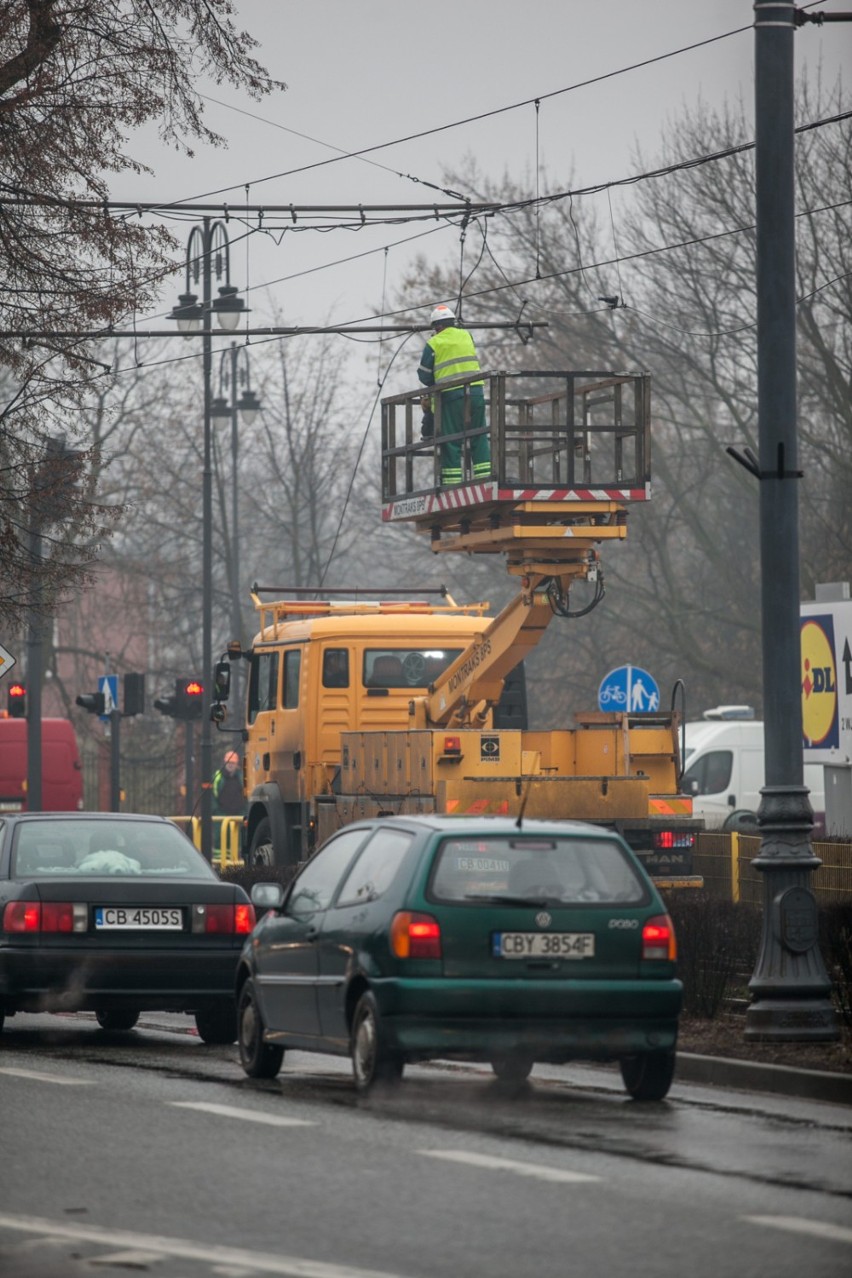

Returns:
305,927,319,940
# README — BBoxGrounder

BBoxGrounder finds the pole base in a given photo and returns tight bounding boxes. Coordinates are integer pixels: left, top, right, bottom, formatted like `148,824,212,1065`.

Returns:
745,997,839,1042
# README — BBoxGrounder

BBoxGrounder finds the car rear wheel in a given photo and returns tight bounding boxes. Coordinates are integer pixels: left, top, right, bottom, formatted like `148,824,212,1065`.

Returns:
490,1054,534,1085
351,991,403,1093
96,1009,139,1032
620,1050,675,1101
194,1002,237,1045
238,979,284,1079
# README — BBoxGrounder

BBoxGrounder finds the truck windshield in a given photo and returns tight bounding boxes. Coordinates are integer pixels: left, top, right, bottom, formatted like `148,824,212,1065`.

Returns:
363,648,463,689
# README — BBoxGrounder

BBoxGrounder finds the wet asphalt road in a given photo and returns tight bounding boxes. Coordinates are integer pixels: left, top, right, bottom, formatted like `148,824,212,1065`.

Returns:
0,1011,850,1278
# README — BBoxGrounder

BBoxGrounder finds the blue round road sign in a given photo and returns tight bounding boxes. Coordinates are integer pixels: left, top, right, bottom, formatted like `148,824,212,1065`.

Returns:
598,665,660,713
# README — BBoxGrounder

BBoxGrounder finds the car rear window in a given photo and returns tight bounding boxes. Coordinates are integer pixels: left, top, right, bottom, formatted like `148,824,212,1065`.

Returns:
429,836,647,905
12,821,213,878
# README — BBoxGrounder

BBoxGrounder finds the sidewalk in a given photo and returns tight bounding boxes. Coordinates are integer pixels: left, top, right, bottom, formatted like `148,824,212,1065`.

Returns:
675,1049,852,1106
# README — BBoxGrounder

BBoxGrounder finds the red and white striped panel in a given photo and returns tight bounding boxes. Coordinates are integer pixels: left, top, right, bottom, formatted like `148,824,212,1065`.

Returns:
382,482,649,522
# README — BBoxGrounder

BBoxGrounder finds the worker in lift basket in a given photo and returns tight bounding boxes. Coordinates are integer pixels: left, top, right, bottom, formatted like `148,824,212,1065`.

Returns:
417,303,491,486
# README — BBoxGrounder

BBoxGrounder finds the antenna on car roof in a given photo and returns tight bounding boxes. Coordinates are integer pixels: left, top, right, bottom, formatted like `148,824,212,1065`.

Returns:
515,779,532,829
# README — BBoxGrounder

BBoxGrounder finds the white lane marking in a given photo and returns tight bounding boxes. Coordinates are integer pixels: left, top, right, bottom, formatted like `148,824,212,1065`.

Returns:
418,1148,600,1183
0,1214,405,1278
744,1216,852,1246
0,1067,92,1086
169,1101,314,1128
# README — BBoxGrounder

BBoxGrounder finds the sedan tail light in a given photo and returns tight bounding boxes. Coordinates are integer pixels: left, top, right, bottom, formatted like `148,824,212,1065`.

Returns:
390,911,442,959
3,901,88,933
191,903,256,935
642,914,677,961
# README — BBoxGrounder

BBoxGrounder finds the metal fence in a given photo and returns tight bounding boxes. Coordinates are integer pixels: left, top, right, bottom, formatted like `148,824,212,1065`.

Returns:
694,832,852,905
170,815,243,868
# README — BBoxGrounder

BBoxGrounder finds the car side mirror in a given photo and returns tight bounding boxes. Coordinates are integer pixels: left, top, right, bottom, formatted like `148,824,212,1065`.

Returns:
251,882,285,911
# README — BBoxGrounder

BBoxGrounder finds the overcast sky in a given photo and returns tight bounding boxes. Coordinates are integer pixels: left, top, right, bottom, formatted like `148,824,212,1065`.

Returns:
126,2,850,344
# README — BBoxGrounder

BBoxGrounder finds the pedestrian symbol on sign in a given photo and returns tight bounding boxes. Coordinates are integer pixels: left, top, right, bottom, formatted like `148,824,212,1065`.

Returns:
98,674,118,720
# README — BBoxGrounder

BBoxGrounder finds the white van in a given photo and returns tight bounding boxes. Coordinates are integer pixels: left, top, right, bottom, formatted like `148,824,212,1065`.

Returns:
682,711,825,832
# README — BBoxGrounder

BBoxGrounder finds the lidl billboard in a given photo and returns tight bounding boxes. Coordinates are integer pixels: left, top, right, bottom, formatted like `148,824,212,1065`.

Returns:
800,599,852,764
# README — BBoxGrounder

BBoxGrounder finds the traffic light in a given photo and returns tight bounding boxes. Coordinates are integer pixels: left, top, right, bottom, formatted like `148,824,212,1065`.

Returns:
123,672,145,717
7,682,26,717
76,691,106,716
153,692,178,718
175,678,203,721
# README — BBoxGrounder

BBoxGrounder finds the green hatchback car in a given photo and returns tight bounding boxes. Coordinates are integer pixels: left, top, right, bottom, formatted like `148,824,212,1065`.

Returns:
236,816,682,1100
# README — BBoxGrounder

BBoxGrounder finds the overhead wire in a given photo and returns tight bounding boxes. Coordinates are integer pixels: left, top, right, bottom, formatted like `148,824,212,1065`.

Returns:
148,24,754,209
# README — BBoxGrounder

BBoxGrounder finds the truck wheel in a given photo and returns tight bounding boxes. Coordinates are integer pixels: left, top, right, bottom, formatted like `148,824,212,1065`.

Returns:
238,978,284,1079
96,1009,140,1032
620,1050,675,1101
248,817,275,867
195,1002,237,1045
351,991,404,1092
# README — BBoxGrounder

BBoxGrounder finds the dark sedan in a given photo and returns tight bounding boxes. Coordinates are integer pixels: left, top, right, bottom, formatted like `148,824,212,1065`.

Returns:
0,812,254,1042
236,815,682,1099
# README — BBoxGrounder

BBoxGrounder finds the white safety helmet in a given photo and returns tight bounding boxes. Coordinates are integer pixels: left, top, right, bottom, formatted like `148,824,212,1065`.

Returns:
430,303,456,326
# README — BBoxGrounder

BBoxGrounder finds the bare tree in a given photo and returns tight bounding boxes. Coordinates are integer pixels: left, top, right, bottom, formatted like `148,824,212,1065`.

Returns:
392,80,851,723
0,0,281,626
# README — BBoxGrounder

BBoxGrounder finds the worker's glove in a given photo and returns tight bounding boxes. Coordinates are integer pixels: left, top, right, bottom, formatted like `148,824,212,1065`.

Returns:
420,409,434,439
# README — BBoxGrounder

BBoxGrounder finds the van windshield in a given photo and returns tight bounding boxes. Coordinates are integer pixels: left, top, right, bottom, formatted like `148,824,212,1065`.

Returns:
363,648,463,689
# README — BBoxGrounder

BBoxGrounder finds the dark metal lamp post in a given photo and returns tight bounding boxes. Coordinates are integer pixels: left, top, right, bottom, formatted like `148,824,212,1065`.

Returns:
743,0,838,1042
170,220,246,861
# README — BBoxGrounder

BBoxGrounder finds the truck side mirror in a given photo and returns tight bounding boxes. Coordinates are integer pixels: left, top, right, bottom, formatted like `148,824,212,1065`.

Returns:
213,660,231,701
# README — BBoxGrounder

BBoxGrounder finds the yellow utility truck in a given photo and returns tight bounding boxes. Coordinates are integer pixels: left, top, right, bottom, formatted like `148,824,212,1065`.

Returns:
221,369,701,883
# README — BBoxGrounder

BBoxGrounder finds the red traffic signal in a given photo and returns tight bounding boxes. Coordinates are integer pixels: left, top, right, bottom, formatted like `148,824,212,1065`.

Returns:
175,678,204,720
7,682,26,717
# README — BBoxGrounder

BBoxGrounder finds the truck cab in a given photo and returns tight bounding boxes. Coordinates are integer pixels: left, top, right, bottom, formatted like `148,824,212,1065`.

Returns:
242,601,491,864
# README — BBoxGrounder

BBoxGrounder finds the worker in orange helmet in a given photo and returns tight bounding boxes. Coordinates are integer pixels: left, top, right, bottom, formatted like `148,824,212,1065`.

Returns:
417,303,491,486
213,749,244,816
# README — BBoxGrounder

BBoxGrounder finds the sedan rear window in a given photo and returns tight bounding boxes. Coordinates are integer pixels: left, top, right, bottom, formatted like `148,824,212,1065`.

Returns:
12,821,211,878
429,836,646,905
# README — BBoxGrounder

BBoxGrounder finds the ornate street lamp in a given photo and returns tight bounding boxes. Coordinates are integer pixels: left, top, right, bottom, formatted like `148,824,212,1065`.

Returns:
171,220,247,861
211,344,262,722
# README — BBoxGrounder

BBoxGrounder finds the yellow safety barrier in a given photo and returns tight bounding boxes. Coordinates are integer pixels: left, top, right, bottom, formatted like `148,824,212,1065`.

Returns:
168,815,244,868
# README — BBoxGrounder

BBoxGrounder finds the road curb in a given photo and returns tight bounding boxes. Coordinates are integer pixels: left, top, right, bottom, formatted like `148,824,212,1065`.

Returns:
676,1050,852,1106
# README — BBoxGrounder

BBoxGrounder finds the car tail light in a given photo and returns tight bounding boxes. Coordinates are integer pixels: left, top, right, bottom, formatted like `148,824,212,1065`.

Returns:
192,903,256,934
642,914,677,961
4,901,41,933
3,901,87,933
653,830,695,850
390,911,442,959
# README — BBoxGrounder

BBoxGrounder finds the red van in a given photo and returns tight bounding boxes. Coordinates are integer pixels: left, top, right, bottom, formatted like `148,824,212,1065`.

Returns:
0,718,84,812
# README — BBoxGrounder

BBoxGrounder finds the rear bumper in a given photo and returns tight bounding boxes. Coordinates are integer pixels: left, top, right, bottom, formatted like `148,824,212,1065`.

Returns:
0,946,241,1014
370,976,682,1062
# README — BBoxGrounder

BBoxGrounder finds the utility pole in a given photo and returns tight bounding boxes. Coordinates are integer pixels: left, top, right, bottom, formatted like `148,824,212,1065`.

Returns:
743,0,839,1042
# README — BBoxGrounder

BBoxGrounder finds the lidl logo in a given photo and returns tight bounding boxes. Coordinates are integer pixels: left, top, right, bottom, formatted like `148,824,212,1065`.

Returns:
801,616,839,748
